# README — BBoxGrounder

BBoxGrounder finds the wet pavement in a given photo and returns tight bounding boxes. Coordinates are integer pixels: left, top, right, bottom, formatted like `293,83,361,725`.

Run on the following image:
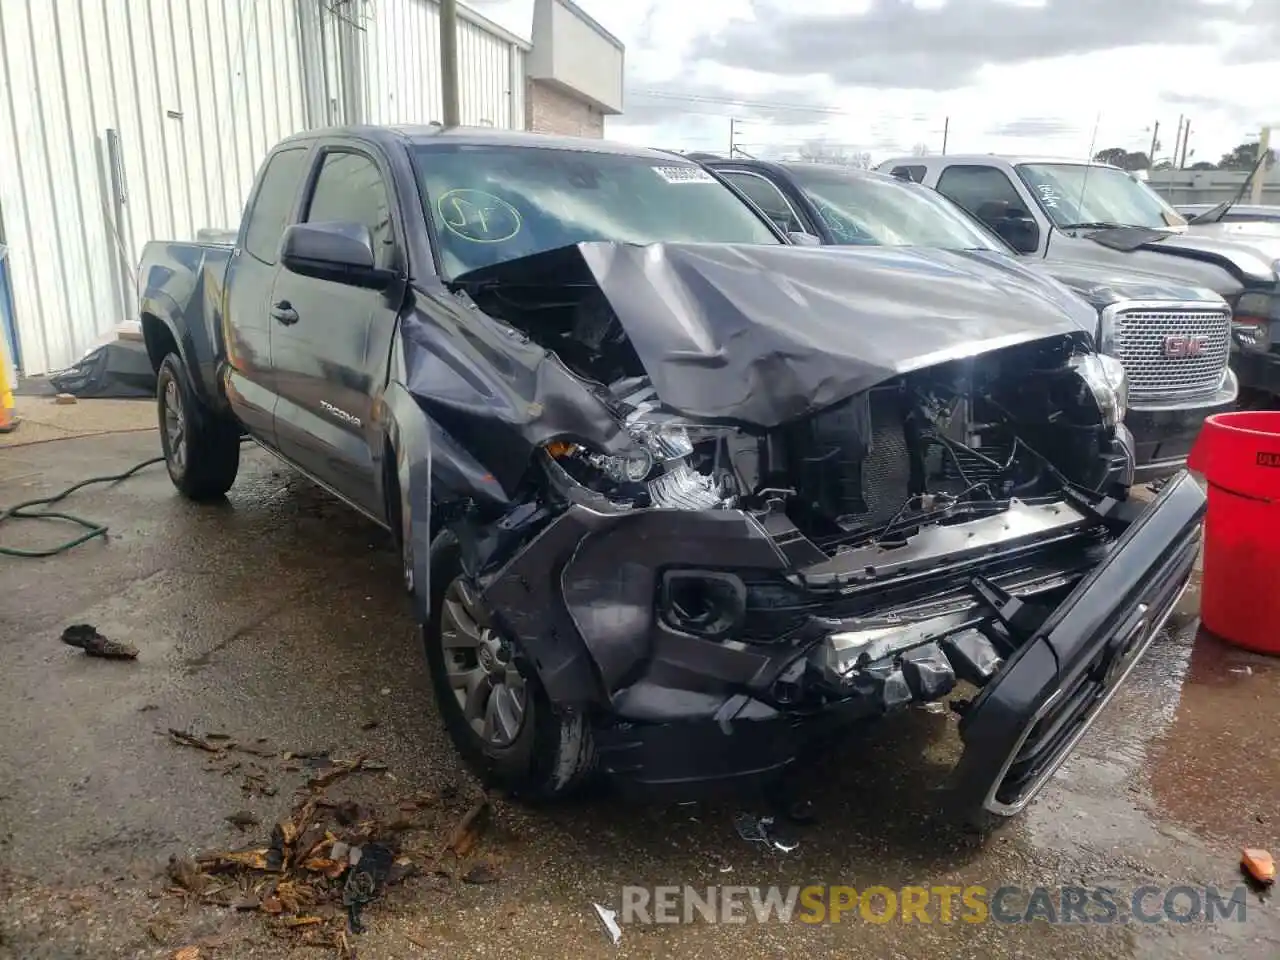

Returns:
1,430,1278,959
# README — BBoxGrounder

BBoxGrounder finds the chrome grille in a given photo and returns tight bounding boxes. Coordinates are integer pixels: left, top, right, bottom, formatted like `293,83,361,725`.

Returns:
1112,305,1230,402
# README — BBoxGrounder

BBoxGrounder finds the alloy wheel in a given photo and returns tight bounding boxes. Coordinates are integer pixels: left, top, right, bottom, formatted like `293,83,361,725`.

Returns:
438,577,528,747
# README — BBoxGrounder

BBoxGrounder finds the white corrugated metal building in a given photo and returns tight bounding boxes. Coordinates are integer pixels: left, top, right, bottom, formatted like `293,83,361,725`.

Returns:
0,0,623,377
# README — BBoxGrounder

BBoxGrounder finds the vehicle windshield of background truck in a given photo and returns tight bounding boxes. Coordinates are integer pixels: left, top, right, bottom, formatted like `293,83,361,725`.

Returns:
788,165,1008,253
1017,162,1190,231
411,144,781,277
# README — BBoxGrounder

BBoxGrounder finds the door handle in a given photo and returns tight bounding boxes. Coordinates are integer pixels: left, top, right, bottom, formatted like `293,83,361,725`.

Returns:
270,300,299,325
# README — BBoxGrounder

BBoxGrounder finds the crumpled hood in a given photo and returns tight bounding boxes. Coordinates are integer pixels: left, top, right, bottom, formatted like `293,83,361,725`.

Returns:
459,241,1095,428
1096,228,1280,286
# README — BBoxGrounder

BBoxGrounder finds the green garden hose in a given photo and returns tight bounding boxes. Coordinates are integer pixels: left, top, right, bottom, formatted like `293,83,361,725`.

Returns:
0,456,165,558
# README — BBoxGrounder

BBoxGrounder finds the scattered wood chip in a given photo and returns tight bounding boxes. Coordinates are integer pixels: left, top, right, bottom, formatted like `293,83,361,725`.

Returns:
225,810,260,829
166,855,207,893
197,848,271,873
282,915,323,928
168,730,222,753
446,799,490,857
60,624,139,659
54,392,78,405
361,719,380,731
462,857,500,884
407,932,430,949
231,742,275,757
1242,847,1275,886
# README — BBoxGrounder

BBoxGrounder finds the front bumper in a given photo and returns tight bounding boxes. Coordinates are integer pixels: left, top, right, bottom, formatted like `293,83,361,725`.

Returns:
478,473,1205,821
1126,371,1238,482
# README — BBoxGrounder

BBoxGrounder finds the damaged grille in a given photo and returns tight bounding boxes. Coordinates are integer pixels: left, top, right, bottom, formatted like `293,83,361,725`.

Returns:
1111,304,1230,402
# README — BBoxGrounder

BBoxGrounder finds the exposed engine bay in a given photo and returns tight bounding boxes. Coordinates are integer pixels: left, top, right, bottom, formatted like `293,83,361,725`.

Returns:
465,274,1127,559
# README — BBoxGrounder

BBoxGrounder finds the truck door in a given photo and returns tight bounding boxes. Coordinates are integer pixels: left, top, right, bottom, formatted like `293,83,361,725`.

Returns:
269,145,404,516
222,146,311,445
934,164,1048,257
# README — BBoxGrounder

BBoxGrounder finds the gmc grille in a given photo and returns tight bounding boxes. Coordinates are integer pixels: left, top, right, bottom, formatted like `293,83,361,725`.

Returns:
1112,305,1231,403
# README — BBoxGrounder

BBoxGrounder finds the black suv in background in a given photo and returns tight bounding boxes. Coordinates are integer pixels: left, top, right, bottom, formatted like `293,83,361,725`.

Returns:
697,156,1238,482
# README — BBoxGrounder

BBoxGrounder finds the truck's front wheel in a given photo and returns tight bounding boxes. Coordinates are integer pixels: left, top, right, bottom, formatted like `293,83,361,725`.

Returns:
424,531,595,800
156,353,240,500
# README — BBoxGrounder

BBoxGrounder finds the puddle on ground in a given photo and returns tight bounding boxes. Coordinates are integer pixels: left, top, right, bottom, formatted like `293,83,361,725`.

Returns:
1143,626,1279,849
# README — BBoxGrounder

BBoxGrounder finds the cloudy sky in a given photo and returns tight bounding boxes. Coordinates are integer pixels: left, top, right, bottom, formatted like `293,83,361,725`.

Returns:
467,0,1276,164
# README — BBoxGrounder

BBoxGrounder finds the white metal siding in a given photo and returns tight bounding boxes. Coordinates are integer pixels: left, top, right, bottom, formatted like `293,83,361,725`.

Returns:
359,0,525,129
0,0,527,375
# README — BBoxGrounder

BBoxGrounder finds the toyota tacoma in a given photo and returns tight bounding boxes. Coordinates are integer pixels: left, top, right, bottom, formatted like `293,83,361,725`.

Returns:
137,128,1204,829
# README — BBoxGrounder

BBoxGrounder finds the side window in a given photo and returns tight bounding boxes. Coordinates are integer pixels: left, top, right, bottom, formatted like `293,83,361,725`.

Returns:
243,148,310,264
720,171,804,233
304,151,394,268
936,165,1026,219
890,165,926,183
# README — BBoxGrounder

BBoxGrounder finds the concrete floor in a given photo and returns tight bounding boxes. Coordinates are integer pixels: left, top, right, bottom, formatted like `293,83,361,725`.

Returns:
1,429,1277,959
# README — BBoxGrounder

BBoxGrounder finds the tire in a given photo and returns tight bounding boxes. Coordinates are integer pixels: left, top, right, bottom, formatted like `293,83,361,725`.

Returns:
156,352,240,500
423,530,594,800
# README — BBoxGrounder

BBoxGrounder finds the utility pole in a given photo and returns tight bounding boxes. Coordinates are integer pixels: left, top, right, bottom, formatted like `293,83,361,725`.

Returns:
440,0,460,127
941,116,949,156
1171,115,1185,169
729,117,737,157
1251,126,1272,205
1179,119,1191,168
1147,120,1160,167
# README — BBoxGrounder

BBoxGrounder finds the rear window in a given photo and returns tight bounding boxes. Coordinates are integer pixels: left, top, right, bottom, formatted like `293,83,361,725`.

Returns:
410,144,780,277
242,148,309,264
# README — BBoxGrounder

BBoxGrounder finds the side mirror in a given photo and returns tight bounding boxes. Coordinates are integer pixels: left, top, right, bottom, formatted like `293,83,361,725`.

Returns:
996,214,1041,254
974,201,1040,254
279,221,396,288
786,231,822,246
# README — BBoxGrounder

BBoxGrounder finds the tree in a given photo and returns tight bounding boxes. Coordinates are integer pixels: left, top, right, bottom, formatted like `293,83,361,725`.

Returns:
910,142,932,157
795,141,871,168
1092,147,1151,171
1189,161,1217,171
1218,141,1278,171
1093,147,1129,167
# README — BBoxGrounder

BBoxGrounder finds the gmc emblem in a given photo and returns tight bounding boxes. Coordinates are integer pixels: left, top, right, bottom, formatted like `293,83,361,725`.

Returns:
1163,334,1207,359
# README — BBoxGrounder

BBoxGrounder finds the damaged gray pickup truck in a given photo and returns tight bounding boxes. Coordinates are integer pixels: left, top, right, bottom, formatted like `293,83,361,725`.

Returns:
138,127,1205,829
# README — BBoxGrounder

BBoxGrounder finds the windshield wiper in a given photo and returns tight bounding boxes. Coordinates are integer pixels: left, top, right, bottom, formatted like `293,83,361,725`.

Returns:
1057,221,1137,231
1191,149,1269,225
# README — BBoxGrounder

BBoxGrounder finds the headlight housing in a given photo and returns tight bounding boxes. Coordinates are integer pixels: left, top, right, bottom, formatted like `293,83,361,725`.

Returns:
1233,291,1276,352
1071,352,1128,428
545,409,740,511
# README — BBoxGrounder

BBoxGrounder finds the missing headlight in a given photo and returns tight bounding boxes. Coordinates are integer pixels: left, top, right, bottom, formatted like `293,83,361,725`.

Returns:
660,570,747,639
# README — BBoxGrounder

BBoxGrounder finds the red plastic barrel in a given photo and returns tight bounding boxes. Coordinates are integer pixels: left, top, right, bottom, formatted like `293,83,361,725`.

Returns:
1187,410,1280,655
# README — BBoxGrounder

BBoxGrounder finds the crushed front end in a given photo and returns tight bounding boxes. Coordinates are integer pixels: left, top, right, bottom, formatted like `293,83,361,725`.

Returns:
445,324,1201,827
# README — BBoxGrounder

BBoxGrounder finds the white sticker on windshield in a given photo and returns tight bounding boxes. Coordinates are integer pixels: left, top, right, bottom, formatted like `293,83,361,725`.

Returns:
652,165,716,184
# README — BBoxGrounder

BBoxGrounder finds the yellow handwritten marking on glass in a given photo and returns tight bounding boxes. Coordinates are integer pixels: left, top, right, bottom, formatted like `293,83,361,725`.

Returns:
436,189,522,243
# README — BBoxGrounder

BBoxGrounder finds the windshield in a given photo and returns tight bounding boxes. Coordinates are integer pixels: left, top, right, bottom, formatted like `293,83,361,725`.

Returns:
409,144,780,277
1016,163,1188,230
785,165,1007,252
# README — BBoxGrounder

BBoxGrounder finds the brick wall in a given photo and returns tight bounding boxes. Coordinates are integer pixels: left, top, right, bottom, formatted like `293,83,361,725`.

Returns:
525,79,604,138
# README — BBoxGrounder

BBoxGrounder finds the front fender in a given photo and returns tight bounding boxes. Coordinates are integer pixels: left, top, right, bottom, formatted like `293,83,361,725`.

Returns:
381,381,437,626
